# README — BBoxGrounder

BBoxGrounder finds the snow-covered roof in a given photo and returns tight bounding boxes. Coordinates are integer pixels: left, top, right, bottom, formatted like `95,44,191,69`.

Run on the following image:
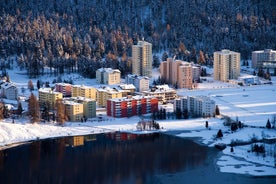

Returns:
252,49,276,53
1,82,17,89
97,68,121,73
119,84,136,90
127,74,149,80
55,83,72,86
66,96,96,102
39,88,62,95
109,95,156,102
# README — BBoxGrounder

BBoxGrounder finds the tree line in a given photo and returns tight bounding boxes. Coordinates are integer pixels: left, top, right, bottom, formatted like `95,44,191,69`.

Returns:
0,0,275,78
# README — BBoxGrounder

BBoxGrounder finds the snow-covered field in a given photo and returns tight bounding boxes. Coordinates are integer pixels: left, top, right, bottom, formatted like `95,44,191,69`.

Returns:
1,64,276,177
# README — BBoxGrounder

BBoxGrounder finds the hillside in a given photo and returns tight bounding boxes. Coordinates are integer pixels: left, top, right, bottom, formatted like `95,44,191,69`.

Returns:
0,0,275,78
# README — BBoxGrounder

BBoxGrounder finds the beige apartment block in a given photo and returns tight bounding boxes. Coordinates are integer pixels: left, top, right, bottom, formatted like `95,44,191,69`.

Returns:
96,68,121,85
132,41,152,78
213,49,240,82
64,97,96,119
71,85,97,100
96,87,122,107
38,88,63,109
64,101,83,122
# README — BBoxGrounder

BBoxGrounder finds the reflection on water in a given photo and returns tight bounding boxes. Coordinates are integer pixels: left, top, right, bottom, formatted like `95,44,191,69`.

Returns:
0,132,208,184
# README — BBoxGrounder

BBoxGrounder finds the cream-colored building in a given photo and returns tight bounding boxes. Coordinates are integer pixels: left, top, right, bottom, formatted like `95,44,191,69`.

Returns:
64,101,83,122
252,49,276,69
96,68,121,85
64,97,96,119
160,58,199,89
213,49,240,82
96,87,123,107
142,84,177,103
38,88,63,109
132,41,152,78
71,85,96,100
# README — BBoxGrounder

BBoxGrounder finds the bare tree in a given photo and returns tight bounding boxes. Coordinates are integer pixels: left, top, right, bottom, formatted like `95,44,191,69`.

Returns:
28,93,40,123
55,99,67,125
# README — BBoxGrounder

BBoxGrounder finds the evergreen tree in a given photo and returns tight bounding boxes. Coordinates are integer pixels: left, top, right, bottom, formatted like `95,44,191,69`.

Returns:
37,80,41,89
28,93,40,123
217,129,223,138
162,52,168,62
266,119,271,129
17,101,23,116
215,105,220,116
153,55,160,68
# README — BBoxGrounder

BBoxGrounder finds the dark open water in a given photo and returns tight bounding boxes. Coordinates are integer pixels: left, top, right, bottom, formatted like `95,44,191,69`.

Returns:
0,132,275,184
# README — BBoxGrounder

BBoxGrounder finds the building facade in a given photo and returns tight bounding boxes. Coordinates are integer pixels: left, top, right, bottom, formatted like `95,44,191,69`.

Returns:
64,101,83,122
174,96,216,117
213,49,240,82
64,97,96,119
55,83,72,97
106,95,158,118
132,41,152,77
142,85,177,103
96,68,121,85
0,82,18,100
125,74,150,92
71,85,97,100
252,49,276,70
38,88,63,109
96,87,123,107
160,58,200,89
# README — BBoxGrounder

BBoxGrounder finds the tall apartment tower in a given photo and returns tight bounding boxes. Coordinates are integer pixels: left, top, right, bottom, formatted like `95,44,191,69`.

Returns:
132,41,152,78
160,58,198,89
213,49,240,82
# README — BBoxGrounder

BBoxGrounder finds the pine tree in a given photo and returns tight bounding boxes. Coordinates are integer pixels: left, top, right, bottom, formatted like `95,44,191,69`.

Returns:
215,105,220,116
217,129,223,138
28,93,40,123
17,101,23,116
37,80,41,89
56,99,67,125
266,119,271,129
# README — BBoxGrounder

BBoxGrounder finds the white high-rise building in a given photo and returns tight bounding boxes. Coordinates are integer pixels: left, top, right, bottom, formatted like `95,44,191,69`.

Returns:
132,41,152,78
213,49,240,82
126,74,150,92
252,49,276,69
174,96,215,117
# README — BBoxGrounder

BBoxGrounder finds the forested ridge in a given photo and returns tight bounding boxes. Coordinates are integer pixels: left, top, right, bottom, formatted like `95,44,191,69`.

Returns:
0,0,275,78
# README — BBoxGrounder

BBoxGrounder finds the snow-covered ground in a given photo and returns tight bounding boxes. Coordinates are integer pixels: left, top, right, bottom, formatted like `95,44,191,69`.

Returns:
1,63,276,176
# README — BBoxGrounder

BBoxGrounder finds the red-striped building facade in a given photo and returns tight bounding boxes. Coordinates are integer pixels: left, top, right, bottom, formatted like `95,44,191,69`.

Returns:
107,95,158,118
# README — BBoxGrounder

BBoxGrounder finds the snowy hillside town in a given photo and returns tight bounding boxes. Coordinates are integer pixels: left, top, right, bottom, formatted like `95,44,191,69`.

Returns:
0,46,276,177
1,1,276,183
